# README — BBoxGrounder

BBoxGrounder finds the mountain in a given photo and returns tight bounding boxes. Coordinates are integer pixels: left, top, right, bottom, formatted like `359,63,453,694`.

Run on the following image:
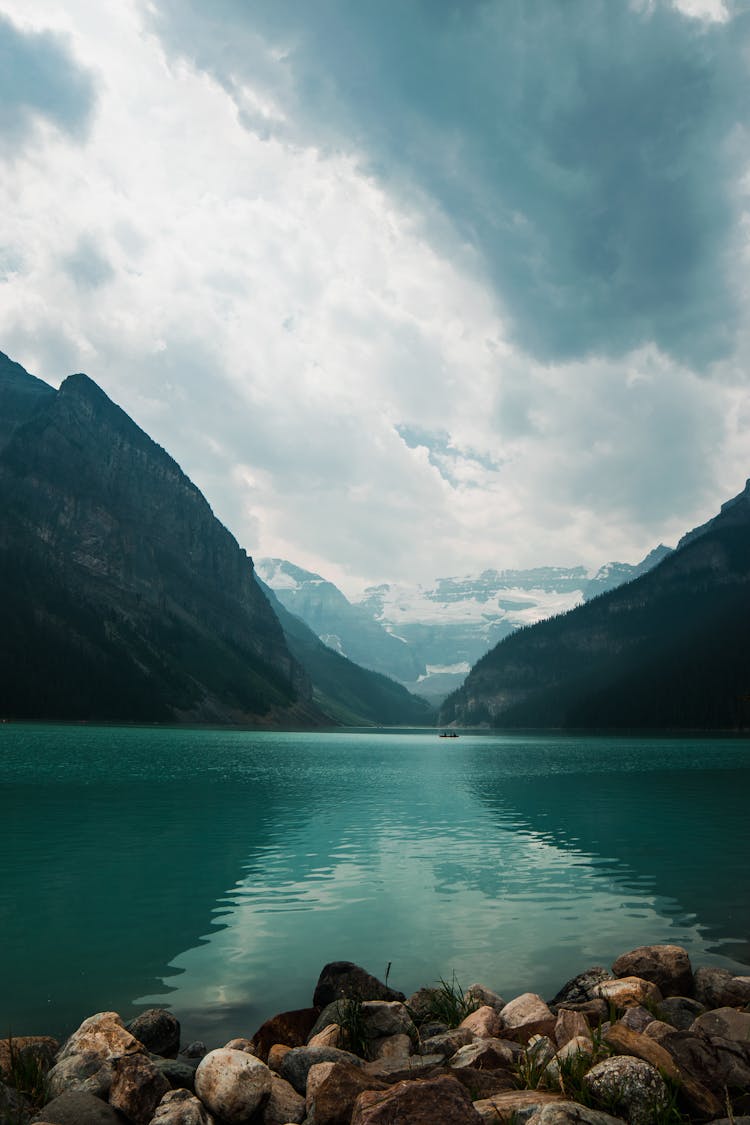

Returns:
257,579,435,726
259,550,672,705
440,482,750,730
0,351,319,725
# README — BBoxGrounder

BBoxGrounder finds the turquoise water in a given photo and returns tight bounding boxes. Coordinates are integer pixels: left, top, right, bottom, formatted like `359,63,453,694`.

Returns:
1,725,748,1045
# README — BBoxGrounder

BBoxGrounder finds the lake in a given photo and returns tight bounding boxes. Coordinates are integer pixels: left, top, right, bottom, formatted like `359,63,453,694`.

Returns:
2,724,748,1046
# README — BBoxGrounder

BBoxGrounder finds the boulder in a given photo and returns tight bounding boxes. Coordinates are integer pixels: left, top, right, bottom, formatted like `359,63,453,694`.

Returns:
56,1013,144,1066
592,976,662,1008
370,1033,411,1059
267,1044,292,1073
47,1054,115,1100
194,1048,272,1124
262,1073,305,1125
313,962,405,1008
551,969,613,1006
253,1008,320,1062
657,995,705,1030
550,999,609,1025
359,1000,416,1041
420,1028,475,1058
554,1010,592,1049
180,1044,207,1060
473,1090,565,1122
308,1024,343,1049
691,1007,750,1042
611,944,693,998
694,967,750,1009
0,1037,59,1084
30,1089,128,1124
223,1038,255,1054
151,1057,199,1092
126,1010,180,1059
459,1005,503,1038
149,1088,215,1124
465,984,505,1012
663,1029,750,1092
642,1019,676,1042
498,994,553,1031
109,1053,171,1125
545,1035,594,1084
405,987,443,1024
526,1103,626,1124
450,1067,517,1101
448,1039,517,1071
618,1006,653,1033
2,1080,31,1123
362,1052,445,1083
305,1060,388,1125
279,1045,363,1095
351,1073,484,1124
583,1056,668,1125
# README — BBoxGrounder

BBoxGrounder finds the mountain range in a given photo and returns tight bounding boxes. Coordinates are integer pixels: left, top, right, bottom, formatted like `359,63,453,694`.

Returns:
0,351,431,727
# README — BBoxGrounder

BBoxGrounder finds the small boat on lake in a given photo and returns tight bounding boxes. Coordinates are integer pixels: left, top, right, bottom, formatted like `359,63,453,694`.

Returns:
439,731,459,738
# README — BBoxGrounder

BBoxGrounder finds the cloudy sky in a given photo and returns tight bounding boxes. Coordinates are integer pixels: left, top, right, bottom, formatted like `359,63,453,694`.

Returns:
1,0,749,595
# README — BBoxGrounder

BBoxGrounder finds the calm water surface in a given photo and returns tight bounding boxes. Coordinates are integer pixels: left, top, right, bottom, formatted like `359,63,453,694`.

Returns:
1,725,748,1044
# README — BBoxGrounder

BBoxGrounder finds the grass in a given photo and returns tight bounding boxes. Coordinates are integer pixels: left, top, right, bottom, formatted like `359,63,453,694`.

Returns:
336,996,370,1058
3,1038,49,1107
415,973,481,1029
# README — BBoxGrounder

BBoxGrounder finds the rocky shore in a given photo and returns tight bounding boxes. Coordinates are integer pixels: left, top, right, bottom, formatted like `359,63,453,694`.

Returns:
3,946,750,1125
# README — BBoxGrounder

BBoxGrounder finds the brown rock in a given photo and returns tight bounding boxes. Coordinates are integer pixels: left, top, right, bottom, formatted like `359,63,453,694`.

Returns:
656,995,705,1030
554,1010,592,1049
498,993,554,1030
694,967,750,1009
545,1035,594,1084
360,1000,416,1041
56,1013,144,1065
29,1089,128,1124
526,1103,626,1124
459,1005,502,1038
251,1009,320,1063
473,1089,565,1122
448,1039,517,1071
370,1033,411,1060
504,1017,558,1045
307,1024,343,1049
266,1043,292,1073
0,1037,59,1084
663,1029,750,1093
611,944,693,998
306,1060,388,1125
451,1068,517,1100
150,1088,215,1124
47,1055,116,1100
691,1007,750,1042
419,1028,474,1058
643,1019,676,1043
313,962,405,1008
352,1073,483,1124
592,976,662,1009
362,1053,445,1083
109,1053,170,1125
223,1038,256,1054
280,1045,363,1094
551,999,609,1025
262,1073,305,1125
125,1010,180,1059
465,984,505,1012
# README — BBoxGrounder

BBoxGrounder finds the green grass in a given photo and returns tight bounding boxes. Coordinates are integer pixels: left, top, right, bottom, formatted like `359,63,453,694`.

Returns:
415,973,481,1029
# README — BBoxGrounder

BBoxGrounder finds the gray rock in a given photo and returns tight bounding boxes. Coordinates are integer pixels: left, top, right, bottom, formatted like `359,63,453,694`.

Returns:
150,1056,199,1092
308,1001,349,1041
551,968,613,1006
109,1053,170,1125
611,944,693,998
691,1007,750,1042
2,1079,31,1124
583,1056,668,1125
473,1090,566,1123
194,1048,272,1124
313,962,405,1008
498,994,553,1030
180,1043,207,1060
449,1038,517,1071
261,1073,305,1125
420,1028,474,1058
694,967,750,1009
359,1001,416,1041
618,1005,653,1033
526,1103,626,1124
419,1020,450,1039
126,1010,180,1059
465,984,505,1012
31,1089,128,1124
149,1088,215,1125
279,1045,363,1094
657,995,705,1030
47,1054,115,1100
663,1029,750,1092
554,1010,591,1049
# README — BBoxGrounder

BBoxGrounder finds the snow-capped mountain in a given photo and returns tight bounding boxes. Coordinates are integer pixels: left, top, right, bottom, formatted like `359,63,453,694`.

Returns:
257,547,672,705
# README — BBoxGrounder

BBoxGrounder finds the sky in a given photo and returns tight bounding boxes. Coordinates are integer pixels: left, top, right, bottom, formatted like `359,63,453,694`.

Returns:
1,0,749,596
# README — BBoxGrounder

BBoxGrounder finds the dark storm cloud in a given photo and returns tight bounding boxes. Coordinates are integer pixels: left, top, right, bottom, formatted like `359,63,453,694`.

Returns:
147,0,750,368
0,14,96,148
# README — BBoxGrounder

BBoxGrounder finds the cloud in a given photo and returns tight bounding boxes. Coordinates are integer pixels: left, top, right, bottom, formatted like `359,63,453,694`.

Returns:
63,234,114,290
147,0,750,369
0,12,96,148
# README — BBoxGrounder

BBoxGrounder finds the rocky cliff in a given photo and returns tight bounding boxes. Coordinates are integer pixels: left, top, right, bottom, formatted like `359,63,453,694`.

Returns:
0,352,317,725
440,481,750,730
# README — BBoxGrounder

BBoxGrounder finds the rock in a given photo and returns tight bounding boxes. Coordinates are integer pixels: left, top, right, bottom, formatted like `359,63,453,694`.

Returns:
405,988,444,1024
551,968,613,1006
223,1038,256,1054
56,1012,144,1066
694,967,750,1009
657,995,705,1030
360,1000,416,1041
194,1048,272,1124
351,1073,484,1124
47,1054,116,1100
0,1037,59,1084
279,1045,363,1095
473,1090,565,1123
526,1103,626,1124
313,962,405,1008
370,1033,411,1059
308,1024,343,1049
262,1073,305,1125
451,1067,517,1100
180,1044,207,1060
583,1056,669,1125
420,1028,475,1058
109,1053,171,1125
362,1052,445,1082
306,1060,388,1125
419,1020,450,1039
459,1004,503,1038
30,1089,128,1124
554,1010,592,1049
2,1080,31,1124
498,994,553,1031
267,1044,292,1073
150,1056,199,1092
253,1009,320,1062
505,1017,559,1046
611,944,693,998
692,1007,750,1042
592,976,662,1008
465,984,505,1012
643,1019,676,1042
545,1035,594,1084
449,1039,517,1071
663,1028,750,1092
618,1005,653,1033
126,1010,180,1059
149,1089,215,1124
551,999,609,1025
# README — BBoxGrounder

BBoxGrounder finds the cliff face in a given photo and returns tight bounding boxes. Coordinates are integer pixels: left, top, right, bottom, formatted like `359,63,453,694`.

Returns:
0,353,316,724
440,482,750,730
